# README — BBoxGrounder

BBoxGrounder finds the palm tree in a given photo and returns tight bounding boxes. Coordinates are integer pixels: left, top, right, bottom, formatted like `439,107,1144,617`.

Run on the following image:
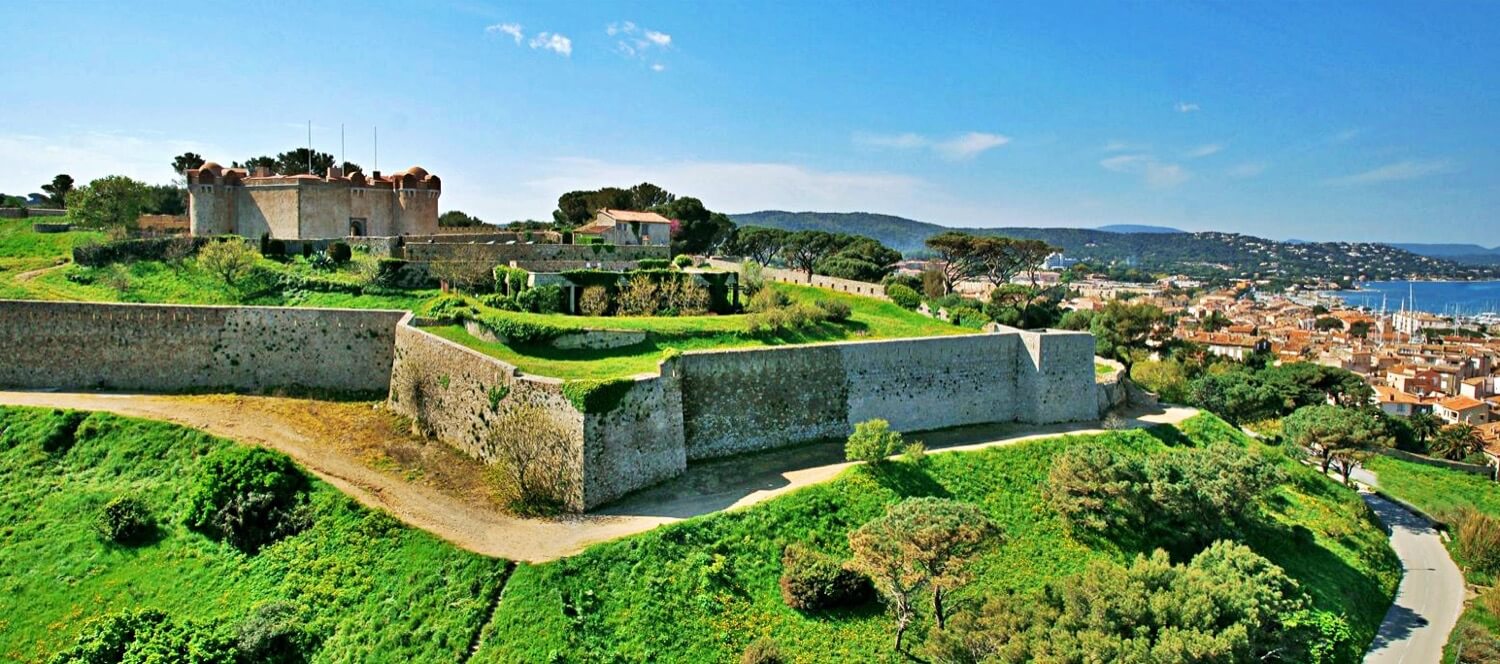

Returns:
1409,412,1442,450
1431,423,1485,462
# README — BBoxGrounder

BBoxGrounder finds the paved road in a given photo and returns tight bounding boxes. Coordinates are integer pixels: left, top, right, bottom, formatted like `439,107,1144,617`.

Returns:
1362,491,1465,664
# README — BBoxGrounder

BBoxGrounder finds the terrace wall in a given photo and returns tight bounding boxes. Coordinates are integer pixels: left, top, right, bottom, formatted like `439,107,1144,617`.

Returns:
402,242,668,266
704,258,889,300
0,300,403,393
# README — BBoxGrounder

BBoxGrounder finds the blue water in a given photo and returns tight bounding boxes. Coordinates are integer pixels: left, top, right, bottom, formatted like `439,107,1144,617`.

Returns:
1330,281,1500,316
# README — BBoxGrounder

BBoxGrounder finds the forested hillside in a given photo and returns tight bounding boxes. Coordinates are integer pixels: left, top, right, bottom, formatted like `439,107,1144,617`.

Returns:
730,211,1498,281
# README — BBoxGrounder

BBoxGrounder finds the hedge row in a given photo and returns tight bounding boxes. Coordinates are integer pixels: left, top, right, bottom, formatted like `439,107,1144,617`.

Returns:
73,236,213,267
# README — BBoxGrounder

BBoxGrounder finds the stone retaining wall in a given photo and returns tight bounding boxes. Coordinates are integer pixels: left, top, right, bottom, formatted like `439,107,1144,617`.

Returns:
705,257,888,300
0,300,403,393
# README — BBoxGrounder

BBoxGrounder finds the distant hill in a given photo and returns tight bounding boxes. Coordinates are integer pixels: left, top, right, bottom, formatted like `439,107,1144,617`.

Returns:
1096,224,1184,234
1390,243,1500,266
728,210,1499,281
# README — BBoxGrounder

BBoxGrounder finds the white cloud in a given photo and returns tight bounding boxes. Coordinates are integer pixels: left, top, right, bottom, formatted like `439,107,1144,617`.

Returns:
934,132,1011,160
854,131,1009,160
1175,101,1201,113
0,131,224,193
1330,128,1363,143
1102,140,1146,152
529,32,572,57
608,21,672,60
1324,159,1455,186
1227,162,1267,178
1185,143,1224,159
485,22,523,44
1099,154,1191,188
651,63,666,72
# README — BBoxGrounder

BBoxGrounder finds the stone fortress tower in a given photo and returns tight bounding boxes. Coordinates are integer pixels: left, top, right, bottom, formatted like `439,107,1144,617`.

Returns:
187,163,440,240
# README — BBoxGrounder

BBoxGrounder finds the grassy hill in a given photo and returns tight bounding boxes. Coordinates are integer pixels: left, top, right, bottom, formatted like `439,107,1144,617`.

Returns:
2,406,1398,663
477,412,1396,663
730,210,1498,281
0,406,509,663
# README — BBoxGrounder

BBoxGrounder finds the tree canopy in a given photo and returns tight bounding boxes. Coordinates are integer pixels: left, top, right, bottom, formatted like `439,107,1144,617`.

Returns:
1090,300,1168,375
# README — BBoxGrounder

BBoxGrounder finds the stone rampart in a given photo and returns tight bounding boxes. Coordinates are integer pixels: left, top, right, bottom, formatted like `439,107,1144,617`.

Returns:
705,258,888,300
675,328,1095,460
0,300,403,392
402,242,668,266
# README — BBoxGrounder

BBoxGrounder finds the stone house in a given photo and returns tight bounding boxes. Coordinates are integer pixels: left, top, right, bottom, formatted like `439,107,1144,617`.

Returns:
572,209,673,246
1436,395,1491,425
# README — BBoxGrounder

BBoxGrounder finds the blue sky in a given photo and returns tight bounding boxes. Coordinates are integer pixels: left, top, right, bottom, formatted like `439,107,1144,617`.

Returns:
2,1,1496,243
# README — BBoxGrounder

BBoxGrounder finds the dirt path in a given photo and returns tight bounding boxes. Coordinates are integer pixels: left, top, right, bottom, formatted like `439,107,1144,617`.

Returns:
12,261,67,282
0,390,1194,562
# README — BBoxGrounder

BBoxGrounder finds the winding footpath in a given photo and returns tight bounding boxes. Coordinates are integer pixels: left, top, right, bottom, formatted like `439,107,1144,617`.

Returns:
0,389,1192,562
1360,474,1465,663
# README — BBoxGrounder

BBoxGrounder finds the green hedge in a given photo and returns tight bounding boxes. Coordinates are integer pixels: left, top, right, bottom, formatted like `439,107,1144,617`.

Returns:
561,378,636,414
73,236,211,267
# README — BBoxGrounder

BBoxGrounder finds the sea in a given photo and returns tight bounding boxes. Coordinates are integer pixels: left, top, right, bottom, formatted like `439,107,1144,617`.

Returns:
1327,281,1500,318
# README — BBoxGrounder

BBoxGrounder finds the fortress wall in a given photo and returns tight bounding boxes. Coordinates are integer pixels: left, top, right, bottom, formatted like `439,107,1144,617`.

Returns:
402,242,669,265
704,258,889,300
1014,329,1100,424
581,363,687,507
678,344,849,460
841,334,1020,432
0,300,403,392
388,321,588,509
677,330,1096,461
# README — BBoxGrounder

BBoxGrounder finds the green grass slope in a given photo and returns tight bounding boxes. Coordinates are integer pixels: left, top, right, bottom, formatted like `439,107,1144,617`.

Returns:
428,283,966,379
0,406,509,663
475,413,1398,663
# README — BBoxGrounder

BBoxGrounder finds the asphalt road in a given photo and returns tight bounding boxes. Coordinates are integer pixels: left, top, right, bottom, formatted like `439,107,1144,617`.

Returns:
1362,491,1464,664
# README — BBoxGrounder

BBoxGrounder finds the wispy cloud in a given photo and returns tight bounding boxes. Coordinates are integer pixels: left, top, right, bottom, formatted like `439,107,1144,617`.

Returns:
1329,128,1363,143
485,22,523,44
1184,143,1224,159
651,63,666,72
854,131,1010,160
608,21,672,63
529,32,572,57
1324,159,1455,186
0,131,223,192
1102,140,1147,153
1227,162,1267,178
1174,101,1201,113
1099,154,1191,188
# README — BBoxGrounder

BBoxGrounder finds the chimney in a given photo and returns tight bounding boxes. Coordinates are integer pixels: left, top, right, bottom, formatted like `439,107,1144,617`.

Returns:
252,166,271,178
327,165,344,179
372,170,381,180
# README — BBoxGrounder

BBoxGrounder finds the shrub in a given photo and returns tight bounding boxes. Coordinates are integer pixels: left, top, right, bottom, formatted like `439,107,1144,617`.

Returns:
328,241,352,263
846,418,904,463
198,239,261,287
617,275,660,316
50,609,237,664
516,284,564,313
477,293,519,311
635,258,672,270
184,446,310,553
903,441,927,464
885,283,921,310
425,294,477,322
742,260,766,295
492,265,529,295
779,543,873,611
1455,508,1500,577
815,299,852,322
740,636,784,664
579,285,611,316
263,238,287,259
485,406,581,514
308,251,336,271
236,601,313,664
673,254,695,268
668,278,712,315
94,495,155,545
747,287,790,313
40,410,89,454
